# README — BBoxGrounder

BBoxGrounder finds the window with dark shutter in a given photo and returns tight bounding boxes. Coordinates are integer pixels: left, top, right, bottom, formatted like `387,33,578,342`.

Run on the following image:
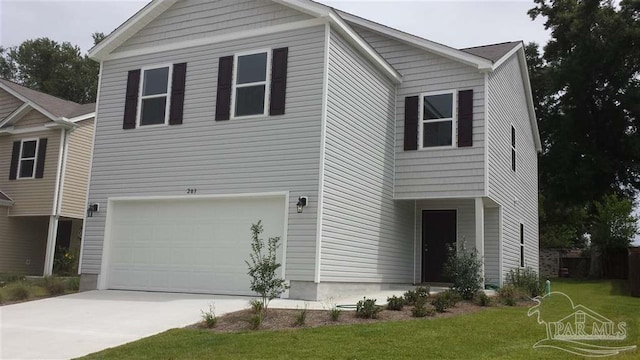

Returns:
169,62,187,125
35,138,47,178
9,141,20,180
216,56,234,121
269,47,288,116
419,91,455,148
404,96,419,151
9,138,46,179
123,69,141,129
458,90,473,147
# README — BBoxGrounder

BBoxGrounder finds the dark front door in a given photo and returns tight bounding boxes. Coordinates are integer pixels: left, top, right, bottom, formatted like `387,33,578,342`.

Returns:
422,210,456,283
56,220,73,250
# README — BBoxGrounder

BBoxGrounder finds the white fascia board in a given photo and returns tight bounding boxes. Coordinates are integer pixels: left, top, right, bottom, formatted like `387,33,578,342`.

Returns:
45,118,78,130
338,11,493,71
68,112,96,123
0,125,58,135
328,12,402,84
89,0,179,61
273,0,330,17
516,48,542,152
0,83,58,121
0,102,33,128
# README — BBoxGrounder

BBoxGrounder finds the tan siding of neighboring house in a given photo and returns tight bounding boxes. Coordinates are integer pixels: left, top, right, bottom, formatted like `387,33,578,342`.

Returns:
0,127,61,216
0,88,24,121
60,118,95,219
12,110,51,129
0,207,49,275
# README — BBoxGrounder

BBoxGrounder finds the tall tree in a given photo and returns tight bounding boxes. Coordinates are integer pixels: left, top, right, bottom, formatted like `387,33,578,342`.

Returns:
0,33,105,104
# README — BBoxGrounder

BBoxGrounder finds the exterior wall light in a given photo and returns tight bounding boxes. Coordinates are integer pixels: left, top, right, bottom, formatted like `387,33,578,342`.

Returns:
87,203,99,217
296,196,308,213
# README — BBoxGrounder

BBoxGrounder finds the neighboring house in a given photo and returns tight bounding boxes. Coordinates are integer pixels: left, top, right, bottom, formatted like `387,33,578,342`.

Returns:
0,79,95,276
81,0,540,300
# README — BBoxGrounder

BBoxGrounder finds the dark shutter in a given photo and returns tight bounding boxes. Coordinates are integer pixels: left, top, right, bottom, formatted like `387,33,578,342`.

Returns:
269,47,289,116
35,138,47,179
404,96,419,151
169,62,187,125
123,69,141,129
9,141,20,180
215,56,234,121
458,89,473,147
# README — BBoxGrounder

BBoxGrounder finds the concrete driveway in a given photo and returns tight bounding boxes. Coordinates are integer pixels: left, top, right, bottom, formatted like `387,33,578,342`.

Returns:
0,290,257,360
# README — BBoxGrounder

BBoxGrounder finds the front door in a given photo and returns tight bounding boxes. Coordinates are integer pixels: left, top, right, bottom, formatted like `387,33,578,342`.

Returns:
422,210,456,283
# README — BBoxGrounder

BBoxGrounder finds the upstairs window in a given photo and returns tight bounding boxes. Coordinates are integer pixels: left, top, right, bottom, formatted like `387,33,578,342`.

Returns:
139,66,172,126
233,51,270,117
420,90,456,148
511,125,517,172
18,139,39,179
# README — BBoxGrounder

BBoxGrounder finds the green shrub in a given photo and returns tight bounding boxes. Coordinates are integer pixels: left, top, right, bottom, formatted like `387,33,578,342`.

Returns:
0,273,26,284
498,284,524,306
506,267,544,297
355,297,382,319
249,313,263,330
443,244,483,300
431,295,448,313
66,277,80,291
404,286,429,306
441,289,461,307
53,247,78,276
201,304,217,328
386,295,405,311
294,304,308,326
475,291,491,306
7,282,31,301
43,276,66,295
411,298,434,317
329,307,341,321
249,299,264,314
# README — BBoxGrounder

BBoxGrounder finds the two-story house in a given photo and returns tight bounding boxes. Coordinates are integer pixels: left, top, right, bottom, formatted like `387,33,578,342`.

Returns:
0,79,95,276
80,0,540,300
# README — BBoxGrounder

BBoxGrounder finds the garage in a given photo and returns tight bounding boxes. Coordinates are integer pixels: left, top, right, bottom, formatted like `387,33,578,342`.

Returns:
102,194,287,295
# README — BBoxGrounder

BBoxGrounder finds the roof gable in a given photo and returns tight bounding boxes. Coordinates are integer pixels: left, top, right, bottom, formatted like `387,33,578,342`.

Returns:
461,41,522,63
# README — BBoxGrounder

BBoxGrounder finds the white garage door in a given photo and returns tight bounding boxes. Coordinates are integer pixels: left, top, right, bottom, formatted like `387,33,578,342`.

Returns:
105,195,286,295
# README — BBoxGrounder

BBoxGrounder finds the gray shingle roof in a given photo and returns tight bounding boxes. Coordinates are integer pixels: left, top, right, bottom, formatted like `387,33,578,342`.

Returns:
460,41,522,62
0,78,94,119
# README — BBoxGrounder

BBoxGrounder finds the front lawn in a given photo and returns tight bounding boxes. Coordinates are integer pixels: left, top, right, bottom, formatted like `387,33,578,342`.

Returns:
80,280,639,359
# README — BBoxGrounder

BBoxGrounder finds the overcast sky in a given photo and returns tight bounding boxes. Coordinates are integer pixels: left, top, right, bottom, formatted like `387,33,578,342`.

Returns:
0,0,551,53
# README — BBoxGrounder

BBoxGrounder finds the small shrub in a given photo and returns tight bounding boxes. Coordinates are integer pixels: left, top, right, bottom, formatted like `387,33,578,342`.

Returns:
66,277,80,291
475,291,491,306
0,273,25,284
498,284,524,306
53,247,78,276
329,307,341,321
249,299,264,314
443,244,483,300
386,295,405,311
7,282,31,301
441,289,461,307
431,294,449,313
249,313,263,330
506,267,544,297
355,297,382,319
201,304,217,328
404,286,429,306
411,298,434,317
43,276,66,295
294,304,308,326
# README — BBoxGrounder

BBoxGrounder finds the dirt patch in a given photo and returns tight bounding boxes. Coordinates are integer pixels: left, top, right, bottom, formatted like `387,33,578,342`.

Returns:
191,300,532,332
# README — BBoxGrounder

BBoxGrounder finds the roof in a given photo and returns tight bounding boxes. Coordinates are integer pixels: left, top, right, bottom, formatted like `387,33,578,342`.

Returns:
461,41,522,63
0,79,95,124
0,191,14,206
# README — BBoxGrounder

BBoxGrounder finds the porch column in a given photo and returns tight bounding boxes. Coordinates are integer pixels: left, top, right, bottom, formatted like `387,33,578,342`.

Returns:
474,198,485,288
43,215,59,276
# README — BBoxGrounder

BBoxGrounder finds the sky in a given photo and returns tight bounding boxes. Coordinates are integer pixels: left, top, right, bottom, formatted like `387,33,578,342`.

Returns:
0,0,551,53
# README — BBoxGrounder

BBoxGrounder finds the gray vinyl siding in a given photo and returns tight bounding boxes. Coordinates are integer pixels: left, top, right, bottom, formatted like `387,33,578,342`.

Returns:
415,199,475,282
484,206,500,286
83,25,326,282
351,25,486,199
116,0,313,53
320,29,414,283
0,89,23,122
487,55,539,279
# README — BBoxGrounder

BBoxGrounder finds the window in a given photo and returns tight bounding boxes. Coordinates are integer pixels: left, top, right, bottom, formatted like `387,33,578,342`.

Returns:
232,51,270,117
420,90,455,148
520,223,525,267
511,125,516,172
18,139,39,179
138,65,172,126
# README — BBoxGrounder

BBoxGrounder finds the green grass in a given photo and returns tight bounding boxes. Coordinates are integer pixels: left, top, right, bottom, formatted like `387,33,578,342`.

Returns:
80,280,639,359
0,275,78,303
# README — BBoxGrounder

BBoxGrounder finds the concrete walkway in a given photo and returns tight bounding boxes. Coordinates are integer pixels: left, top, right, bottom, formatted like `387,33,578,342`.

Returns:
0,287,417,360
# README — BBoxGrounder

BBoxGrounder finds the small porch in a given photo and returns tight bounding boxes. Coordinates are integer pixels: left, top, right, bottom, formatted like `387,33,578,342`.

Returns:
414,197,502,288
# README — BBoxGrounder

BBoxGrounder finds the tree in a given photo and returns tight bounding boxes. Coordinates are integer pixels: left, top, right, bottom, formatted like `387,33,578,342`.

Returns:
0,33,105,104
245,220,288,314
